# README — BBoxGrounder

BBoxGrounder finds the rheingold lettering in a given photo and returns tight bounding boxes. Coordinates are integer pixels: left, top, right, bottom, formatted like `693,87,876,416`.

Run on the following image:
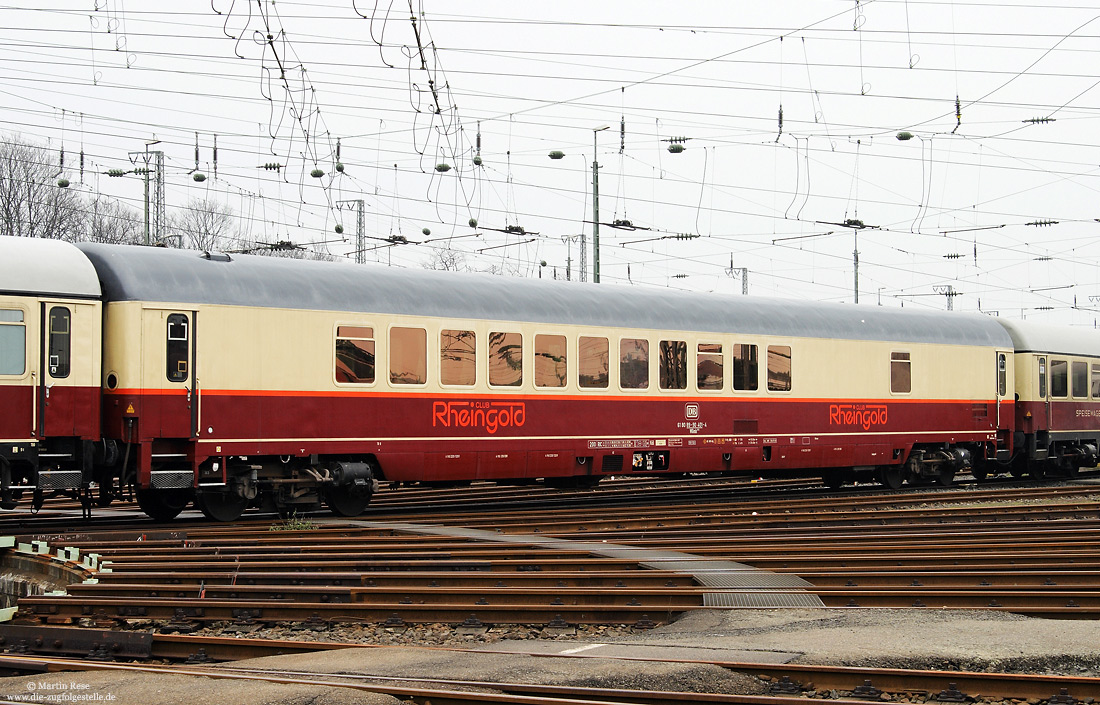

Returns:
432,401,526,434
829,403,888,430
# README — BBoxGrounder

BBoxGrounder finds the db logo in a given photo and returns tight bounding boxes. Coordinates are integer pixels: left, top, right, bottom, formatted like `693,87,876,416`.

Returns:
684,403,700,420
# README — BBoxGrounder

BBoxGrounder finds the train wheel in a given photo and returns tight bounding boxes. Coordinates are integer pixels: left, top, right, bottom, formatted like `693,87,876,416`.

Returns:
971,468,988,481
324,488,371,517
196,489,248,522
136,488,192,522
1027,459,1048,481
880,466,904,490
936,469,955,487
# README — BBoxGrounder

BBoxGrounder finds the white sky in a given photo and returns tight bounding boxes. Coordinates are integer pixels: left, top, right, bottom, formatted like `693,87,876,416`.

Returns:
3,1,1100,324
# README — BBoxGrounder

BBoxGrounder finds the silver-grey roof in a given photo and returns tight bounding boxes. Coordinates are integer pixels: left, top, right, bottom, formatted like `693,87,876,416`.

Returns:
76,242,1014,347
0,236,101,299
994,318,1100,358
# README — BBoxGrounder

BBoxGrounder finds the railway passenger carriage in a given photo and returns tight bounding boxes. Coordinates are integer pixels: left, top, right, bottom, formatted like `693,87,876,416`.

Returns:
1,235,1096,521
76,242,1017,520
0,237,103,509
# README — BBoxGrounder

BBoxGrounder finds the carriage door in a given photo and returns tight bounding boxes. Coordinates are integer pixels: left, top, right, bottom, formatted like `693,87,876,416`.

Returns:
146,308,198,439
995,351,1008,429
1037,356,1050,430
37,303,75,438
0,303,32,443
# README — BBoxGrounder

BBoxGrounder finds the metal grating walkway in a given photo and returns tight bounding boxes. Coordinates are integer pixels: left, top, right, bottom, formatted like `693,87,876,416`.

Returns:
347,520,825,609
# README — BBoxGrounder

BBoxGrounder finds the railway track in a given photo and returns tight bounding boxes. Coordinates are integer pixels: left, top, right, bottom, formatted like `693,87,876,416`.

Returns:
0,645,1095,703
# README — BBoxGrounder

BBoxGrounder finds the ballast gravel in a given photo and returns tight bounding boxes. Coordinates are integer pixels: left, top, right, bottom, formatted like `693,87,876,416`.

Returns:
0,608,1098,704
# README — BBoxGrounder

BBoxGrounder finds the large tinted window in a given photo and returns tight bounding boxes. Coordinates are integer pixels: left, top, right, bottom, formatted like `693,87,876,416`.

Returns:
732,344,758,391
697,343,722,390
1050,359,1068,398
579,336,609,389
659,340,688,390
535,334,567,388
488,332,522,386
767,345,792,392
620,338,649,389
441,329,476,386
389,327,427,385
166,313,189,383
0,309,25,376
1038,357,1047,398
48,306,71,379
335,325,375,384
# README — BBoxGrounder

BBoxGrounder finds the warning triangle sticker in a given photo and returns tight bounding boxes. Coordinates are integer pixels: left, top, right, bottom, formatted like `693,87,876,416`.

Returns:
125,403,135,414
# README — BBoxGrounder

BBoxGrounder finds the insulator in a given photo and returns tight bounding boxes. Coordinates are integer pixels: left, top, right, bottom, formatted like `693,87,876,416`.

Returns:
335,162,345,173
1023,117,1056,124
468,218,478,228
193,173,206,182
56,178,70,189
548,150,565,160
310,168,324,178
472,155,482,166
668,143,685,154
1026,219,1058,227
435,163,451,172
422,227,431,236
335,224,344,234
944,253,962,259
896,131,914,141
263,162,282,171
108,168,125,177
336,137,341,160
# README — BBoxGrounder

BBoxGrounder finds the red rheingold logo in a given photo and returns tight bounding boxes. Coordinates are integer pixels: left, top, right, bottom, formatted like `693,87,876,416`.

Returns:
432,400,526,434
829,403,888,430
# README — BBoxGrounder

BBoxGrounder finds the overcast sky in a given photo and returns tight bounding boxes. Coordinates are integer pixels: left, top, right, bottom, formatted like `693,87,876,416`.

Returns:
3,1,1100,324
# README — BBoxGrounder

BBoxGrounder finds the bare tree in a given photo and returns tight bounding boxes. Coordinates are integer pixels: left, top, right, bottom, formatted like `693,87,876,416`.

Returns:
423,245,469,271
170,197,237,251
0,135,85,240
83,195,144,244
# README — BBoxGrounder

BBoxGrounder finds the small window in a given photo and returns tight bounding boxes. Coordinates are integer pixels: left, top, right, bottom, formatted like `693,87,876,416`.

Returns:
891,352,911,394
441,329,476,386
1093,364,1100,399
998,353,1007,397
0,308,26,376
1038,357,1047,399
620,338,649,390
659,339,687,390
389,327,427,385
1072,361,1088,398
579,336,609,389
1050,359,1068,398
488,331,522,387
697,343,723,390
767,345,792,392
166,313,189,383
48,307,71,379
535,334,567,388
335,325,375,384
732,343,758,391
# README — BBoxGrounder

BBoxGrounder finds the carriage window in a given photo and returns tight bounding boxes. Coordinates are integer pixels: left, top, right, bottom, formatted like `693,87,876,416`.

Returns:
659,339,687,390
1038,357,1047,398
767,345,792,392
620,338,649,390
1093,364,1100,399
488,332,522,387
335,325,375,384
441,329,476,386
166,313,189,383
1050,359,1068,398
389,327,427,385
48,307,71,379
579,336,609,389
697,343,723,391
0,309,25,376
998,353,1008,397
890,351,911,394
1072,361,1088,398
733,343,758,391
535,334,567,388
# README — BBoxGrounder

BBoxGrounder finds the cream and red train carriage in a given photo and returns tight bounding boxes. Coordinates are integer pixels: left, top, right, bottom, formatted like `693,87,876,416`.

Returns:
73,241,1020,520
0,236,103,509
996,319,1100,479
